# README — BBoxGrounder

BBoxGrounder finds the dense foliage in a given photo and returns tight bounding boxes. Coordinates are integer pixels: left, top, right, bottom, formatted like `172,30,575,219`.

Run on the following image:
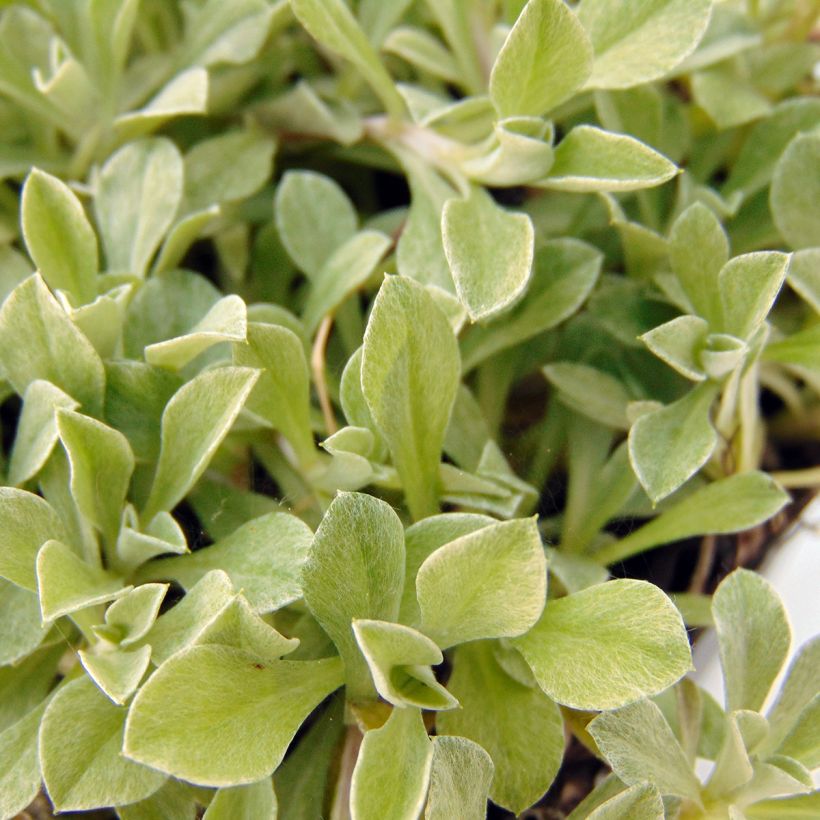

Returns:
0,0,818,817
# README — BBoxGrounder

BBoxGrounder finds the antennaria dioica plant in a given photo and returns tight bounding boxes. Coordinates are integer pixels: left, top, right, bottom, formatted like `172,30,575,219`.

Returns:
0,0,817,817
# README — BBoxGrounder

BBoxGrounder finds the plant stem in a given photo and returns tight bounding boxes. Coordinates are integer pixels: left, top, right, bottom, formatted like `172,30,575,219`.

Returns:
312,316,339,436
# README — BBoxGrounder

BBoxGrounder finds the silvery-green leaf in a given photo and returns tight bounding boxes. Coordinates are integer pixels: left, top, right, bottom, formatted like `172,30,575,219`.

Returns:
361,276,460,520
416,517,546,648
461,238,601,370
154,206,221,274
139,512,312,614
0,274,105,414
57,409,134,544
513,579,691,710
116,779,198,820
489,0,592,117
777,701,820,769
543,362,630,429
21,168,97,304
383,27,461,84
640,315,710,381
692,65,772,131
352,619,457,710
0,578,49,665
290,0,405,118
116,507,188,569
424,735,494,820
0,643,61,734
8,380,78,486
142,366,259,521
203,779,277,820
36,539,127,622
770,132,820,251
359,0,414,46
350,706,433,820
585,783,664,820
541,126,678,192
437,641,563,814
145,294,247,370
101,583,168,647
302,492,404,700
40,676,165,811
628,382,720,503
95,138,183,277
0,245,32,303
595,85,664,149
595,472,790,565
182,130,276,214
124,645,343,786
764,325,820,370
274,170,357,279
577,0,712,89
442,186,534,321
589,699,701,801
66,282,133,359
714,569,791,713
704,711,754,799
545,548,609,595
79,645,152,705
0,488,66,591
0,700,48,819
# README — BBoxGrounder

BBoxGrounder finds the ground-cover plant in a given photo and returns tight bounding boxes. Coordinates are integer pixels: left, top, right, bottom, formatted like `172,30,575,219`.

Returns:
0,0,818,817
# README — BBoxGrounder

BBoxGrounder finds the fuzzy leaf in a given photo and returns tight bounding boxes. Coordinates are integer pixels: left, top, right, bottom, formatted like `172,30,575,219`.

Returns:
425,736,494,820
79,645,152,705
102,583,168,647
787,249,820,314
0,579,49,665
203,780,277,820
586,783,664,820
718,252,788,340
513,579,691,710
543,362,630,429
0,701,47,819
124,645,343,786
770,131,820,250
640,315,710,381
442,186,534,321
489,0,593,117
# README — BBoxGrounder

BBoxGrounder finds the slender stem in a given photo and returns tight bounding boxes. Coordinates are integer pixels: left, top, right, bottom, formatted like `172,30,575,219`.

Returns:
770,466,820,488
312,316,339,436
329,724,363,820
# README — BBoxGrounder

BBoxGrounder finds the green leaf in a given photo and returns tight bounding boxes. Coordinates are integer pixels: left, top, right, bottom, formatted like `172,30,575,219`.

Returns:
274,170,357,279
0,701,48,819
0,643,61,733
79,645,152,705
0,488,66,590
704,711,754,798
124,645,343,786
0,578,49,665
437,641,564,814
139,513,312,614
361,276,460,520
461,239,602,370
40,677,165,812
350,706,433,820
692,65,772,131
142,366,259,521
585,783,664,820
117,779,198,820
8,380,78,486
36,539,127,622
95,138,183,277
21,168,97,304
640,315,710,381
425,735,494,820
0,274,105,414
543,362,630,429
116,508,188,569
383,27,461,84
203,780,277,820
628,382,719,503
718,252,789,339
442,186,534,321
359,0,414,46
577,0,713,89
352,619,457,710
513,579,691,710
302,492,404,700
778,700,820,769
290,0,406,119
542,126,678,192
595,472,790,565
416,517,546,648
588,699,701,801
746,792,820,819
56,409,134,544
97,583,167,648
489,0,592,117
770,132,820,250
713,569,791,713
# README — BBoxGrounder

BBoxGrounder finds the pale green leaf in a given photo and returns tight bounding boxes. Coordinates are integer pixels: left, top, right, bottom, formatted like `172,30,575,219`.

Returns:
542,126,678,192
139,513,312,614
124,645,343,786
116,508,188,570
350,706,433,820
713,569,791,713
143,366,259,521
359,0,414,46
586,783,665,820
764,325,820,369
513,579,692,710
22,168,97,303
0,578,49,665
36,539,127,622
770,132,820,250
203,779,277,820
543,362,630,429
102,583,169,647
116,779,198,820
578,0,713,89
589,699,701,801
425,736,494,820
40,677,165,811
79,645,152,705
0,643,62,733
302,492,404,700
383,27,461,84
489,0,592,117
352,619,457,710
416,517,546,648
705,711,754,798
154,206,221,274
57,409,134,544
545,548,609,595
778,699,820,769
437,641,564,814
692,65,772,131
640,315,710,381
786,250,820,315
442,186,534,321
0,274,105,414
95,138,183,277
361,276,460,520
745,792,820,819
0,488,66,590
0,701,48,820
67,282,133,359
